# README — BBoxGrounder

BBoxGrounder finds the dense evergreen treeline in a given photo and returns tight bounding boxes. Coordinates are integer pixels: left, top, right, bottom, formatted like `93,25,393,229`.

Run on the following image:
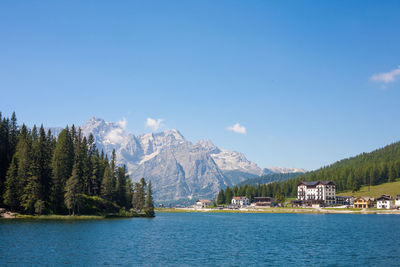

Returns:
236,172,303,187
0,112,154,216
216,182,286,205
218,142,400,203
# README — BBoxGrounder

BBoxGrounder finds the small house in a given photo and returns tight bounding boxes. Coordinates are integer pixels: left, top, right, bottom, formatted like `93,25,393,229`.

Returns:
195,199,212,209
395,195,400,208
252,197,274,207
231,196,250,206
336,196,354,206
376,195,394,209
353,197,374,209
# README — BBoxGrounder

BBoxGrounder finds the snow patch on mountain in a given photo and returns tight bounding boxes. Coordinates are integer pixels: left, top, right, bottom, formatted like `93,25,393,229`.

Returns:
266,167,307,174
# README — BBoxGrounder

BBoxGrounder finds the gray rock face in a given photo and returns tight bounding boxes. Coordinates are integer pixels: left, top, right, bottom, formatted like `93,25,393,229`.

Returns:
77,117,304,201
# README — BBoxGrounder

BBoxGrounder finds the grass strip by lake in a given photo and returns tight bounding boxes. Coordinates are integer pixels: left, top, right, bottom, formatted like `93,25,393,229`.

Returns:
15,214,106,220
1,212,153,220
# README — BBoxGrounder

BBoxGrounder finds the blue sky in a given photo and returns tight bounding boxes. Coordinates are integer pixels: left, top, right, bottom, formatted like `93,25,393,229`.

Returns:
1,1,400,170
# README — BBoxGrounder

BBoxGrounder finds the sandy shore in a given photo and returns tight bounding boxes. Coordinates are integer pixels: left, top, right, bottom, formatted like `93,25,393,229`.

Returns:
0,209,18,218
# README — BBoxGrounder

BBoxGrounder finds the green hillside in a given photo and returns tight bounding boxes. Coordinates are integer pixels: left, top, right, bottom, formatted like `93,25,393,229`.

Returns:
261,141,400,198
337,179,400,198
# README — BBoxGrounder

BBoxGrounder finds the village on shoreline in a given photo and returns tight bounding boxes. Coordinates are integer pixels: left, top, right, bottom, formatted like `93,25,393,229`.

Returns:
158,180,400,215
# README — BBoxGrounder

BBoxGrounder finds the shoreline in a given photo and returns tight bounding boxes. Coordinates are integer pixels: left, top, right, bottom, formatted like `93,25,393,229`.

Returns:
0,212,154,220
156,207,400,215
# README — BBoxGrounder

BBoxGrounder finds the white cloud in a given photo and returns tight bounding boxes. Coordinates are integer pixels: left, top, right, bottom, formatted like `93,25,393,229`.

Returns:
105,118,127,144
117,117,127,129
227,123,246,134
146,118,164,131
370,65,400,84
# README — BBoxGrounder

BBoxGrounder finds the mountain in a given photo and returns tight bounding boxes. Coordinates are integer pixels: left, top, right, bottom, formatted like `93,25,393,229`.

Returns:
265,167,306,174
76,117,304,201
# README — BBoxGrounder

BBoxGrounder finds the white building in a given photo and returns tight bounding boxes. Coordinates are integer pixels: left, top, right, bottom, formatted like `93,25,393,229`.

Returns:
195,199,212,209
297,181,336,205
335,196,354,206
231,196,250,206
377,195,394,209
395,195,400,208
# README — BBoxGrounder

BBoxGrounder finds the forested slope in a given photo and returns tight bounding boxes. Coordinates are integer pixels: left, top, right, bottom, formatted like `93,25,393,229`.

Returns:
216,141,400,203
267,141,400,198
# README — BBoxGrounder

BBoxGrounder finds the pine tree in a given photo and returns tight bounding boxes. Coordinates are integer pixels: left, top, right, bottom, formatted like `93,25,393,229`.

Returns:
217,189,225,205
30,126,52,208
80,136,91,195
101,164,114,201
133,179,146,212
245,187,253,202
224,187,233,204
51,128,74,213
125,179,133,210
17,125,37,214
0,115,9,205
64,165,82,215
3,157,20,211
21,173,40,214
144,180,155,217
85,134,96,195
90,155,102,196
73,128,85,183
8,112,18,161
115,165,128,207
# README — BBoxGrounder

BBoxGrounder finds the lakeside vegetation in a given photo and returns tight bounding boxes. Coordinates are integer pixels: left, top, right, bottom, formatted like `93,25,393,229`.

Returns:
0,112,154,218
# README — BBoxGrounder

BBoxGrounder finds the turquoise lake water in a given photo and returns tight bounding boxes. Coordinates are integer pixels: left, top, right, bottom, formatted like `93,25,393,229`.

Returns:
1,213,400,266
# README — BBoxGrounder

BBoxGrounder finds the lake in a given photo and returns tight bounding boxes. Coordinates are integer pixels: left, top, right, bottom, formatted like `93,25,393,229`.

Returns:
1,213,400,266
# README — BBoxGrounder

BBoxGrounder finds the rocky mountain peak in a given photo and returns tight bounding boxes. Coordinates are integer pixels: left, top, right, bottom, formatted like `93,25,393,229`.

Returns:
71,117,305,201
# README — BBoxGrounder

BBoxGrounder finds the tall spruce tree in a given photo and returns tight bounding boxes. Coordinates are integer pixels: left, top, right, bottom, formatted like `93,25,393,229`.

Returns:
133,179,146,212
144,180,155,217
64,164,82,215
3,157,20,211
8,112,18,161
0,112,17,206
90,155,102,196
217,189,225,205
224,187,233,205
0,114,9,205
115,165,128,207
101,164,114,201
125,179,133,210
32,126,52,207
51,128,74,213
17,125,36,213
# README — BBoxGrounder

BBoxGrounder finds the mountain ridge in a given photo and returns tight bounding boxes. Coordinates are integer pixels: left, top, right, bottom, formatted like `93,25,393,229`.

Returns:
52,117,305,201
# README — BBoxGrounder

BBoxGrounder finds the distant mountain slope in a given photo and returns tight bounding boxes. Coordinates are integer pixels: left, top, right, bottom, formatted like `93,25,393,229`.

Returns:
236,172,304,187
60,117,306,201
265,141,400,197
266,167,306,174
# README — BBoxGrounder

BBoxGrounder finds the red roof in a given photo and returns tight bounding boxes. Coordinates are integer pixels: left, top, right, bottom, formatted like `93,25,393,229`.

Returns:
232,196,247,200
